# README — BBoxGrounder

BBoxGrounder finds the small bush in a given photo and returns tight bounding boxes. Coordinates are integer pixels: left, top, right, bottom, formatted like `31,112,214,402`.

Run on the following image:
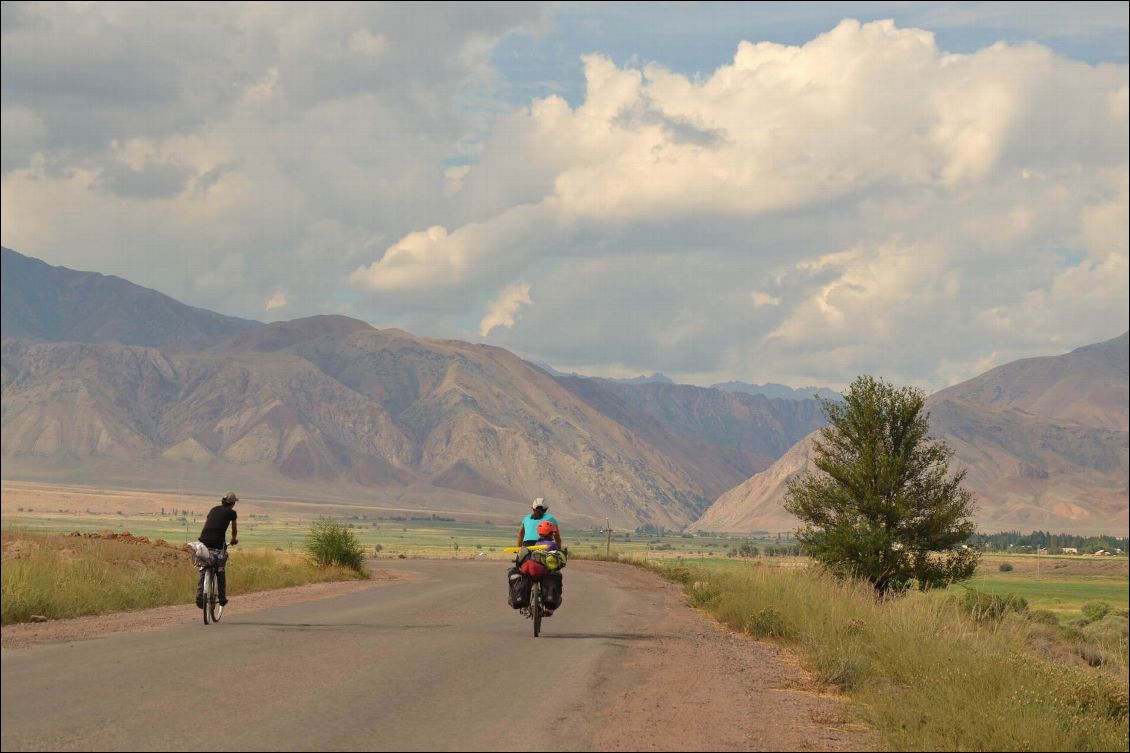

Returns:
664,565,695,584
1082,600,1112,622
1029,609,1061,626
998,562,1014,572
960,589,1028,622
1081,615,1129,645
747,605,796,640
305,518,367,573
1077,643,1117,668
812,644,871,690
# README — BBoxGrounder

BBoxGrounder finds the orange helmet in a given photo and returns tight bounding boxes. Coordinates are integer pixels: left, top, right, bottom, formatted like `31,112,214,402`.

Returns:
536,520,557,537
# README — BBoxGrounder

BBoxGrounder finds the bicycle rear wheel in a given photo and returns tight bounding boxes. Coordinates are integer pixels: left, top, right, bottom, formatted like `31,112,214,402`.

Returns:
532,581,542,638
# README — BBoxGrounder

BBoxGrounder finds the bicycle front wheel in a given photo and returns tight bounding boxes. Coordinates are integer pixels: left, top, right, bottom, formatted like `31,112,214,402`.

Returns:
209,581,224,624
202,569,213,625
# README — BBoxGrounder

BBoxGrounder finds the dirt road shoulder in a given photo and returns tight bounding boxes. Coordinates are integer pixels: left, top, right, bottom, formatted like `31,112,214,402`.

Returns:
1,569,410,650
575,561,876,752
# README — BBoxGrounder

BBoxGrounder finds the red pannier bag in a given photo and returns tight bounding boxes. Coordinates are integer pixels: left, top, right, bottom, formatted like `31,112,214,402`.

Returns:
519,558,549,579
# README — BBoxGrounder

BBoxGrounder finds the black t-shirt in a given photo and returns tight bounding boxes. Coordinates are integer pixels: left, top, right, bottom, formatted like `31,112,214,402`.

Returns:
199,504,237,549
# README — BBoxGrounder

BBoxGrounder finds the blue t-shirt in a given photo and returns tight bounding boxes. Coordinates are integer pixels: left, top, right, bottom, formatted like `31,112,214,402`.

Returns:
521,512,559,543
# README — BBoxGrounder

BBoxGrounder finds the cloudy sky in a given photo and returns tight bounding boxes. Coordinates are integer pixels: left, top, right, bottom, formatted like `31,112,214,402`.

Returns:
2,2,1127,391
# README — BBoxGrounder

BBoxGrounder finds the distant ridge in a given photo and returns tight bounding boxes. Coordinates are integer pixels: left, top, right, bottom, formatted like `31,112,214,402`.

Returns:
711,381,842,402
529,361,838,401
694,333,1130,536
931,331,1129,432
528,361,675,385
1,247,258,349
607,373,675,385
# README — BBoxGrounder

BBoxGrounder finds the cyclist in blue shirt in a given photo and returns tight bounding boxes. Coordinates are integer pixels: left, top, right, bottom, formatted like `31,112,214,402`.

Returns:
517,497,562,549
515,498,565,616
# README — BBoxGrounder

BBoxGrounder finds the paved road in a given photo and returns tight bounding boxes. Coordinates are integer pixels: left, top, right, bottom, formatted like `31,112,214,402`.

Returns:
1,560,684,752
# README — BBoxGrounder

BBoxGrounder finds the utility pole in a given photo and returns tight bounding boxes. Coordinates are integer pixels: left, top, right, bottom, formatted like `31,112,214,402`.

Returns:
179,470,185,543
605,518,612,558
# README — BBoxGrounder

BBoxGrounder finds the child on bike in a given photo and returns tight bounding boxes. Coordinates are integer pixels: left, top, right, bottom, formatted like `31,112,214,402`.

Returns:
196,491,239,609
534,520,560,550
532,520,565,616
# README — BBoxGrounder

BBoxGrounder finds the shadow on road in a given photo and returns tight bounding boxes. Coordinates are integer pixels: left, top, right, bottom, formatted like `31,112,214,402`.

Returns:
224,621,453,631
536,632,662,641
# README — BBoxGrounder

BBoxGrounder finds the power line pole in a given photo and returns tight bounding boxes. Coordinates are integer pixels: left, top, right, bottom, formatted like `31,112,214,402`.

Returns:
605,518,612,558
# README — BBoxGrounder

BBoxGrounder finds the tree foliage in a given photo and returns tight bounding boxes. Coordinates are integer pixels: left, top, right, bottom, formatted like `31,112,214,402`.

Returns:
784,375,979,596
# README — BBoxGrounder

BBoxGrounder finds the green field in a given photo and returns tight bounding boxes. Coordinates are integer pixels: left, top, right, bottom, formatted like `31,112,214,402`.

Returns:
0,511,774,561
952,574,1129,619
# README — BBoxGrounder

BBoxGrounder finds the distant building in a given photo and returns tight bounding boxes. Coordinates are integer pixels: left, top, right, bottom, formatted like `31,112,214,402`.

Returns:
1063,547,1079,554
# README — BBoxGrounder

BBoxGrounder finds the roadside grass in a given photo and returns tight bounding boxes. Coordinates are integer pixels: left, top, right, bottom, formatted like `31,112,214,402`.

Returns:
1,530,367,625
579,552,1129,752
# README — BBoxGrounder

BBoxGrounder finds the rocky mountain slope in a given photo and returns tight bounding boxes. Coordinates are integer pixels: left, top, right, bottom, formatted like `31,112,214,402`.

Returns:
3,249,835,529
1,247,257,350
693,333,1130,536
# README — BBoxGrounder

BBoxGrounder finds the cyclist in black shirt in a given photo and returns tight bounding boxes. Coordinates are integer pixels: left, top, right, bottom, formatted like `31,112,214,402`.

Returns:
196,491,240,609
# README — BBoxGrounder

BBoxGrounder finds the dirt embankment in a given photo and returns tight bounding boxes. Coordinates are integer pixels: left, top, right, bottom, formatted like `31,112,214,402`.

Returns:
2,528,190,569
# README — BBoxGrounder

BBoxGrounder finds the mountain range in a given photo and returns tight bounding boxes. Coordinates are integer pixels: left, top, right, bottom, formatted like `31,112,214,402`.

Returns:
530,361,841,401
2,247,1126,535
710,382,842,402
692,333,1129,536
1,247,257,349
0,248,825,529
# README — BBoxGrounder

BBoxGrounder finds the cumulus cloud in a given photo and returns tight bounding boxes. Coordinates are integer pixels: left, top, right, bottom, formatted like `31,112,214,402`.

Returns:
94,158,195,199
479,281,532,336
443,164,471,195
359,18,1128,388
348,29,387,57
265,290,288,311
751,292,782,308
2,9,1126,391
1,1,550,320
351,225,467,292
348,201,559,307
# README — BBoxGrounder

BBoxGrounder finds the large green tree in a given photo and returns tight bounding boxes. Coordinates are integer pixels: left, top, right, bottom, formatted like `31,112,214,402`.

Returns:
784,375,979,596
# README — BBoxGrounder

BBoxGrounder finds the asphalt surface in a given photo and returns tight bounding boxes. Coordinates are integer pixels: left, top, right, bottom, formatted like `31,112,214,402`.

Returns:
1,559,680,752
